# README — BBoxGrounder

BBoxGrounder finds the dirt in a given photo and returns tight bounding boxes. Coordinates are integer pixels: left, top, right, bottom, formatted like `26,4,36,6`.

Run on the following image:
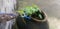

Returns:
48,17,60,29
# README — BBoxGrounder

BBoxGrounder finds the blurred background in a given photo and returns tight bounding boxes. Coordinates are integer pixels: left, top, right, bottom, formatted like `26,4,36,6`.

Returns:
18,0,60,29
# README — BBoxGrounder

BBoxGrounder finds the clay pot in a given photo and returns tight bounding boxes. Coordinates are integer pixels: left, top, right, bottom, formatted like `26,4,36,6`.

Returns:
16,10,49,29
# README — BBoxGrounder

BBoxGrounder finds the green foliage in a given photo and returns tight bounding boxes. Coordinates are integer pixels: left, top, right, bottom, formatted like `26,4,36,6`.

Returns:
24,4,40,15
16,10,24,15
17,4,42,17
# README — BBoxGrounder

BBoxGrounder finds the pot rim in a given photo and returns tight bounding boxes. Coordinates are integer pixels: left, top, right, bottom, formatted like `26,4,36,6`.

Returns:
31,10,47,22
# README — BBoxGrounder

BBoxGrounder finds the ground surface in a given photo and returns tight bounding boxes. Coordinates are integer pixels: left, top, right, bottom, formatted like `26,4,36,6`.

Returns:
48,17,60,29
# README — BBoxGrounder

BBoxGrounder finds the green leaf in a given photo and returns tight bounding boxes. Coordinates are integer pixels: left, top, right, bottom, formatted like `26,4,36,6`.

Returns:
39,14,43,19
